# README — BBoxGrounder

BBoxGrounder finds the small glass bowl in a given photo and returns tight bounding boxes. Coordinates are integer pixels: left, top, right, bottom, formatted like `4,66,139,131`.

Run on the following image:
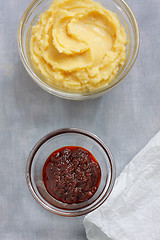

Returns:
18,0,139,100
26,128,116,217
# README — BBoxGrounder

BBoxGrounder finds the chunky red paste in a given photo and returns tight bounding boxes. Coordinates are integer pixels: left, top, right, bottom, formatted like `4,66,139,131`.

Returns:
43,146,101,204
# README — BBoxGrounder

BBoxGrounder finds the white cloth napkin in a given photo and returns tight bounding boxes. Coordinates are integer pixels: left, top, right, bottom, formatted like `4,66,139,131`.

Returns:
84,131,160,240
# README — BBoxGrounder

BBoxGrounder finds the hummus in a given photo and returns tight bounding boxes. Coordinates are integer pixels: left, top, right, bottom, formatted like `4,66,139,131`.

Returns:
30,0,127,92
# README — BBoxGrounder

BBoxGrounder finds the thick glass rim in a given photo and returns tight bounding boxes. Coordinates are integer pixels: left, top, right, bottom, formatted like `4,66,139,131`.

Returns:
26,128,116,217
18,0,139,100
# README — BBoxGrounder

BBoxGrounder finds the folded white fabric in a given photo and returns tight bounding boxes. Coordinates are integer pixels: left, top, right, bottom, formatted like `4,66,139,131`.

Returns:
84,131,160,240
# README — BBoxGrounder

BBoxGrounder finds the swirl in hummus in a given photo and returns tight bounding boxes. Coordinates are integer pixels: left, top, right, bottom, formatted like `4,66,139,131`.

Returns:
30,0,127,92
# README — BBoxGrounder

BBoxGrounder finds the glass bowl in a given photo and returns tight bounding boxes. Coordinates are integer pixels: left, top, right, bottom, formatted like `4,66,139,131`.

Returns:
18,0,139,100
26,128,116,217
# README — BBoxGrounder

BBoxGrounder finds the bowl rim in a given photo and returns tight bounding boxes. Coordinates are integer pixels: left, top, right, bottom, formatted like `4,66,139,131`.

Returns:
26,128,116,217
18,0,140,100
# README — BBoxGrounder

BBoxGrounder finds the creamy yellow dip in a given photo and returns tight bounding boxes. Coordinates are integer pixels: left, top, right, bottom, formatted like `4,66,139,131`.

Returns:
30,0,127,92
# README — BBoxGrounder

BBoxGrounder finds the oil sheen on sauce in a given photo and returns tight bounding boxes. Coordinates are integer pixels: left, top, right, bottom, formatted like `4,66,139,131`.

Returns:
43,146,101,204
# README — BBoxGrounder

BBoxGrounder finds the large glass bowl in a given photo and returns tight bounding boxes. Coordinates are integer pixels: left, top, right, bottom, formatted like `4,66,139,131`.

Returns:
26,128,116,217
18,0,139,100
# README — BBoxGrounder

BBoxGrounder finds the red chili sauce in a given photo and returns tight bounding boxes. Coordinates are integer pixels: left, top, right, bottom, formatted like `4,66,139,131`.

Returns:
43,146,101,204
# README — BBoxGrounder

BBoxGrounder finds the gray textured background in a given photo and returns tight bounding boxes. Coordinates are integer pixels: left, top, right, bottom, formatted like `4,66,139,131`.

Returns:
0,0,160,239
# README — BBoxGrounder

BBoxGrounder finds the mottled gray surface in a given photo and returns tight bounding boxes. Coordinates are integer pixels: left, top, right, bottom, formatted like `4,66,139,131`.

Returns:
0,0,160,239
